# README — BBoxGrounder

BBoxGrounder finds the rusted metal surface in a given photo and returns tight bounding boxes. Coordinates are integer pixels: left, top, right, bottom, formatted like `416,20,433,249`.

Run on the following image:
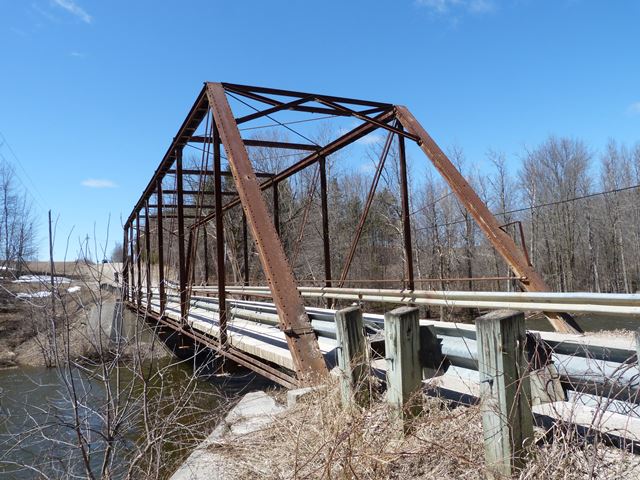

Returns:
175,150,187,321
319,157,332,290
135,213,142,308
394,106,581,334
397,124,414,291
213,124,228,346
272,181,280,236
205,82,328,380
129,224,135,303
156,178,166,313
122,225,129,301
144,201,152,308
242,213,249,286
203,224,209,284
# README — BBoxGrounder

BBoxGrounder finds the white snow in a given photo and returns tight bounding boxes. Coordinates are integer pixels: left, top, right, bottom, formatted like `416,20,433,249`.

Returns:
16,291,51,299
12,275,71,284
67,286,81,293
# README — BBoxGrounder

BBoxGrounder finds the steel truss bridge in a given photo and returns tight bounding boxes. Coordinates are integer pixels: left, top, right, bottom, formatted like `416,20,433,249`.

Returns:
122,82,638,388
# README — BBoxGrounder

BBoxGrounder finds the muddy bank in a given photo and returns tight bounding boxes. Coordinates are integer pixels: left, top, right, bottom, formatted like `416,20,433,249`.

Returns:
0,280,168,368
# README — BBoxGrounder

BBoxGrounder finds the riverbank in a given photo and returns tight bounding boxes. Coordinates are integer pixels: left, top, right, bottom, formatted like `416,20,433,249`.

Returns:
171,382,640,479
0,263,168,368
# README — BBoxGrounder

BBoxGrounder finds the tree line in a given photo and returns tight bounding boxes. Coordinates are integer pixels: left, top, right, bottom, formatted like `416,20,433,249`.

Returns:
145,133,640,295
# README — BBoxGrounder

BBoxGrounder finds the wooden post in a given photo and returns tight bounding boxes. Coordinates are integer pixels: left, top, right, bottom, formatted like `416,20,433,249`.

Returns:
635,328,640,365
476,310,533,478
384,306,422,429
335,306,367,407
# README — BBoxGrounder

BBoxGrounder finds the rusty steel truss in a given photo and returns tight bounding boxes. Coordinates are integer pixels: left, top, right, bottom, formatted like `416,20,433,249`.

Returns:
123,82,582,386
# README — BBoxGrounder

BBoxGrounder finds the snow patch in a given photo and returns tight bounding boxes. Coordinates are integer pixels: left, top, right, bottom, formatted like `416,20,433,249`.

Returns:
67,286,81,293
16,291,51,299
12,275,71,284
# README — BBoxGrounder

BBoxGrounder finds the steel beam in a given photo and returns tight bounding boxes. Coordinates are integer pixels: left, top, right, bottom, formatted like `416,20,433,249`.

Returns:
397,125,415,291
222,82,393,109
190,136,318,151
203,224,209,284
242,213,249,286
319,156,332,307
213,124,228,346
272,182,280,236
394,106,582,334
129,224,135,304
156,178,166,313
122,225,128,301
136,213,142,308
206,82,328,380
144,201,152,308
167,169,273,178
175,150,188,321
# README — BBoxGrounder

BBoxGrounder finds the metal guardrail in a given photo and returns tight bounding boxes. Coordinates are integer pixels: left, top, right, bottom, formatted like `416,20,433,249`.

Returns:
193,285,640,317
166,292,640,406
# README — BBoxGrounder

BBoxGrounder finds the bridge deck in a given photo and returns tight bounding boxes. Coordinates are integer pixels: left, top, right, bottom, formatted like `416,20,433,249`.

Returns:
149,298,339,371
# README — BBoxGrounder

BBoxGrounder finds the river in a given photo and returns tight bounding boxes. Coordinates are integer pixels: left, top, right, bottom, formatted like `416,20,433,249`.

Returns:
0,306,271,479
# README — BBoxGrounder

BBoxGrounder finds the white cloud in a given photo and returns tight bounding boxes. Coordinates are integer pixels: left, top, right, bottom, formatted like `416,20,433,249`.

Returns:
52,0,92,24
416,0,496,15
69,51,86,58
82,179,117,188
627,102,640,116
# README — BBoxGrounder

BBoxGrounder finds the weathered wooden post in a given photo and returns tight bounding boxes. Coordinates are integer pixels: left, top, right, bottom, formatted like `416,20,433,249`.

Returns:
384,306,422,430
635,328,640,365
476,310,533,478
335,306,368,407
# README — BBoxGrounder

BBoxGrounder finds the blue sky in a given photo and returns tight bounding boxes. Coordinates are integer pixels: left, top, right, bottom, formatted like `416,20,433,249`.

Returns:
0,0,639,260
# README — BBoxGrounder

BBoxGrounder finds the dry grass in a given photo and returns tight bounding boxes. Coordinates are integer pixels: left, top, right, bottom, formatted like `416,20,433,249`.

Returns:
210,380,640,480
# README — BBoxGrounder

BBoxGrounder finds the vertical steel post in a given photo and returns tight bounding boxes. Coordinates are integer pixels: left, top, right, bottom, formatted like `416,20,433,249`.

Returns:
398,126,414,291
144,200,152,308
273,181,280,236
242,213,249,286
203,224,209,284
176,149,187,321
186,229,195,285
156,178,165,314
214,124,228,346
135,212,142,309
122,224,129,301
319,156,332,307
129,225,135,305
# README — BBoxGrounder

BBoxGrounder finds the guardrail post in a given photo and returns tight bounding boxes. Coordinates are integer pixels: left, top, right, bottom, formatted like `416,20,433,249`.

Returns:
335,306,368,407
384,306,422,431
476,310,533,478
